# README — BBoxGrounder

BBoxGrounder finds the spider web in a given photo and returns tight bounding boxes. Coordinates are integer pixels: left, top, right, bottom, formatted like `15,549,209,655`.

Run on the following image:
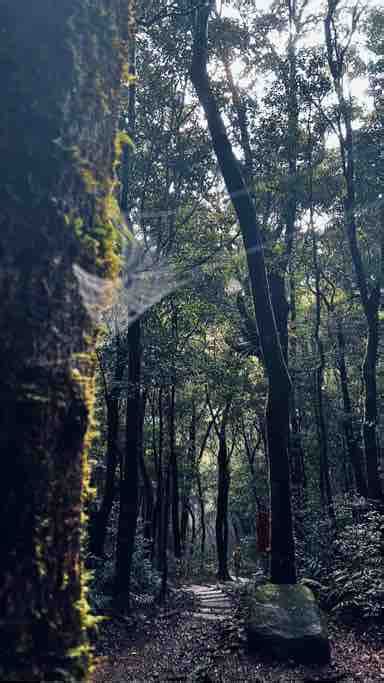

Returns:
73,241,183,328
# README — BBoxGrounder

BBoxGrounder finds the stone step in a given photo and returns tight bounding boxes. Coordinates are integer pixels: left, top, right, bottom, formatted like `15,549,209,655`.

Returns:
198,606,231,612
199,595,231,605
192,612,228,622
199,603,232,612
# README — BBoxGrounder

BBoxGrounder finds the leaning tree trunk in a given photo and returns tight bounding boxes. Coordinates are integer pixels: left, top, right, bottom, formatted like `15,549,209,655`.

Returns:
0,2,127,680
191,6,296,583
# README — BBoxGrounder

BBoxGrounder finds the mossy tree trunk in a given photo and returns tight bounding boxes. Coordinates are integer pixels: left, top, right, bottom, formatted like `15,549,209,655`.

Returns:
0,2,127,680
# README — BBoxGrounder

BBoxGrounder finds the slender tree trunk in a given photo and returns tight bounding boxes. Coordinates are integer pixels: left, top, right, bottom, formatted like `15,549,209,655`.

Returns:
139,447,154,541
114,320,142,603
138,392,154,540
336,320,367,497
241,416,264,525
169,385,182,558
325,4,383,501
90,396,120,557
181,401,197,552
216,441,231,581
114,2,142,605
90,343,124,557
363,306,382,500
188,505,196,552
195,417,213,567
215,402,232,582
159,387,172,603
156,388,164,570
289,273,307,497
159,461,171,604
313,334,334,518
312,213,335,521
191,8,296,583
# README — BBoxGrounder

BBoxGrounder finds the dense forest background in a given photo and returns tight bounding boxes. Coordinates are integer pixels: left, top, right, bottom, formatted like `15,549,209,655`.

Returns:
1,0,383,681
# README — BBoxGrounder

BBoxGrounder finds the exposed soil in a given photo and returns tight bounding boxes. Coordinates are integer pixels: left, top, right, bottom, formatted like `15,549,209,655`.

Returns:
91,581,384,682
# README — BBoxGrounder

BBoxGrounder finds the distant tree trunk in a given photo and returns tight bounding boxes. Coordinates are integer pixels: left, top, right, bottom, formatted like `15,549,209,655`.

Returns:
363,304,382,499
188,505,197,552
159,461,171,604
114,320,142,604
311,197,335,522
169,385,182,558
0,2,126,679
137,391,154,540
336,320,368,497
159,387,172,603
139,441,154,541
289,274,307,498
196,470,206,565
155,388,164,570
196,417,213,566
191,7,296,583
90,341,125,557
181,401,197,552
114,3,141,606
325,2,383,501
241,416,262,517
214,402,232,582
285,1,306,504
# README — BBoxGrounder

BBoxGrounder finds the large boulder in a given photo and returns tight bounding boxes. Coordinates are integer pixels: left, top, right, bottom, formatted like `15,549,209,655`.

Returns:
245,583,330,664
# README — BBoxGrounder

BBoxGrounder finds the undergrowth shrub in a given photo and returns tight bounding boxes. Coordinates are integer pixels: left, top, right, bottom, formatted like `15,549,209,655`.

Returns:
87,525,161,612
324,502,384,622
295,494,384,623
294,496,338,580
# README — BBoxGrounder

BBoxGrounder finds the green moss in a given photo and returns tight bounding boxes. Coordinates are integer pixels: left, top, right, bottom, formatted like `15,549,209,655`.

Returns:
252,582,316,608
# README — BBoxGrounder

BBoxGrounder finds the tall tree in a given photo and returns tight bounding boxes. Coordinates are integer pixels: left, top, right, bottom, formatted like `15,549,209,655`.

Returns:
324,0,383,500
0,2,126,679
114,0,142,604
190,3,296,583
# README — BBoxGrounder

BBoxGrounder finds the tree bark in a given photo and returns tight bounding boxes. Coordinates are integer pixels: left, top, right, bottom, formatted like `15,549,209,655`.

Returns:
191,6,296,583
0,2,126,679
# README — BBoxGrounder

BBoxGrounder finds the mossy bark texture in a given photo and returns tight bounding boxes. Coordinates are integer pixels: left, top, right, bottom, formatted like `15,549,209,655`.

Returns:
0,2,127,680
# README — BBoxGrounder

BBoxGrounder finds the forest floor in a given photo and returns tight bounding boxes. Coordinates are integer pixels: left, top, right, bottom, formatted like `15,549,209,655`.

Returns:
91,578,384,683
